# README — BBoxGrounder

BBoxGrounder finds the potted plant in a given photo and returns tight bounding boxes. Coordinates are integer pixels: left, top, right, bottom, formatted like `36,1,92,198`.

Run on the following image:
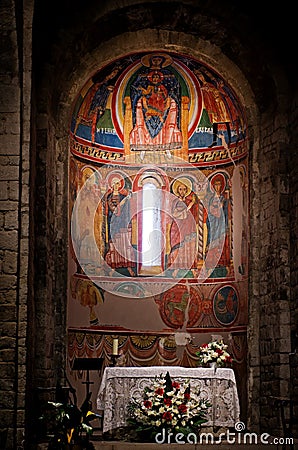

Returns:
40,383,100,449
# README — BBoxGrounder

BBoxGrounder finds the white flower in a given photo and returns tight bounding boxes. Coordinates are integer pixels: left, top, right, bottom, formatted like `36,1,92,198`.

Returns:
128,372,211,433
197,340,232,366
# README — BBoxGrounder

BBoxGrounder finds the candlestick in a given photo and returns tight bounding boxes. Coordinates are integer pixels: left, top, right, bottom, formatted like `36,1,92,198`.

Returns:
112,338,119,355
108,353,121,367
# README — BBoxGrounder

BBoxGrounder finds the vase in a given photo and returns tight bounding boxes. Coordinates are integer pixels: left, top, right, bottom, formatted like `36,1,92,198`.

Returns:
209,362,217,372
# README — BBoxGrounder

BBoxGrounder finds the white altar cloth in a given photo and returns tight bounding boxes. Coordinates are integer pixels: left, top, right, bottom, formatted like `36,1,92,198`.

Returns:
96,366,240,433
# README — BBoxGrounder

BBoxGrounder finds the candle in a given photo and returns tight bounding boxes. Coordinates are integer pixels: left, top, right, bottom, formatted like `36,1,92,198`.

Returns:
112,338,119,355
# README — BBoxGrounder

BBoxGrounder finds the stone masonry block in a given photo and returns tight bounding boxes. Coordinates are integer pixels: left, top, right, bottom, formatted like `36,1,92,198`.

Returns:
0,349,16,363
0,337,16,354
0,229,18,249
0,112,20,134
0,305,17,321
0,362,15,378
3,250,17,273
8,180,19,200
0,155,20,166
0,180,8,199
0,274,17,290
1,322,17,337
0,390,15,408
0,164,19,180
0,410,14,428
0,200,19,211
0,134,20,154
4,210,18,230
0,289,17,303
0,85,20,113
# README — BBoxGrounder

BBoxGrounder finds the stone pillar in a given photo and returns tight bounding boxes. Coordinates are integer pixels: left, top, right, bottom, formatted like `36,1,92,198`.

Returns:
0,0,33,448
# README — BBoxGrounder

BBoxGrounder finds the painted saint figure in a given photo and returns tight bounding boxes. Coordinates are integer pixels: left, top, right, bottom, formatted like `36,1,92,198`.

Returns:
74,64,122,142
196,71,232,148
75,168,102,266
104,174,136,276
204,174,231,275
167,177,199,276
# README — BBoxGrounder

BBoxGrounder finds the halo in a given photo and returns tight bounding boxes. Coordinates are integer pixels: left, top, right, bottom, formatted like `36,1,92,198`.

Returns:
147,70,164,83
172,177,192,197
81,167,94,183
107,172,124,190
141,53,173,68
210,173,225,193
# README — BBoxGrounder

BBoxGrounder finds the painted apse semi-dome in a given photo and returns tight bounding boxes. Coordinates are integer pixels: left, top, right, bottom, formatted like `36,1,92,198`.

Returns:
68,51,248,341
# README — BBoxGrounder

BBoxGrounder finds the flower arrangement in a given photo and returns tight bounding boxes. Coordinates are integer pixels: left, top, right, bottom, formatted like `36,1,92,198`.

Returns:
196,339,233,367
127,371,211,441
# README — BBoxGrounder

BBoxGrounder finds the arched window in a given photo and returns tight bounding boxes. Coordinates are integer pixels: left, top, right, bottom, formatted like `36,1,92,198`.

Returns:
138,174,165,276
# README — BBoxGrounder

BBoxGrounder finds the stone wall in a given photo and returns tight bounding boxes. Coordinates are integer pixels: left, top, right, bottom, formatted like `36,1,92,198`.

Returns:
248,76,297,435
26,110,69,444
289,89,298,436
258,114,291,433
0,0,33,447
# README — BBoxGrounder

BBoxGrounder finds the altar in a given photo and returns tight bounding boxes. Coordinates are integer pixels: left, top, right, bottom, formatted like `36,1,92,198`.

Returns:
96,366,240,434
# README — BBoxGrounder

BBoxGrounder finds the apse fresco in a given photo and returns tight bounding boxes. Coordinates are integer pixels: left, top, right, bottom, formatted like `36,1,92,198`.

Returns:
68,52,249,371
70,52,247,164
68,331,247,370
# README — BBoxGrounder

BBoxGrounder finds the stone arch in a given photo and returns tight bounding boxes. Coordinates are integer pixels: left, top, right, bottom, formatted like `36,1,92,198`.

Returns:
30,8,293,446
1,1,296,447
58,38,256,420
